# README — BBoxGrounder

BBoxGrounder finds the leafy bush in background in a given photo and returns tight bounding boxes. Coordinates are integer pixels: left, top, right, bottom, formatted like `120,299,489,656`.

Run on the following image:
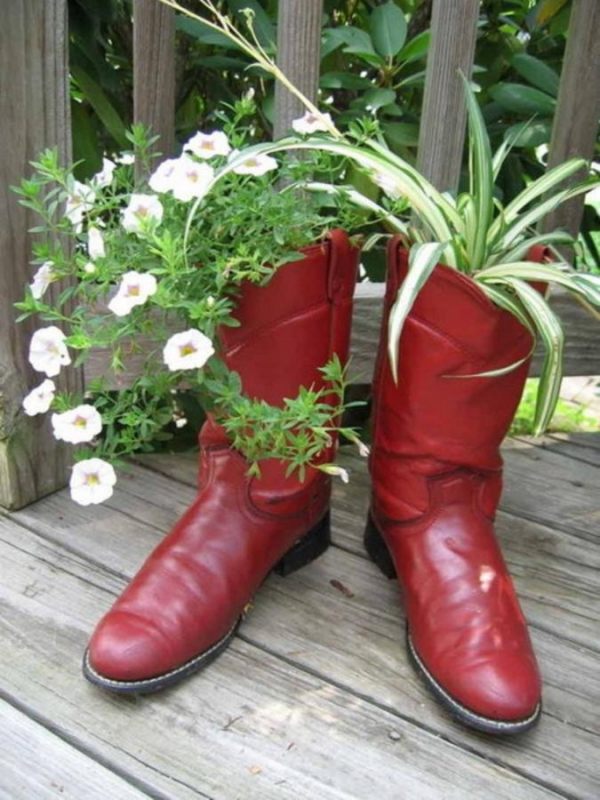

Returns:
68,0,598,271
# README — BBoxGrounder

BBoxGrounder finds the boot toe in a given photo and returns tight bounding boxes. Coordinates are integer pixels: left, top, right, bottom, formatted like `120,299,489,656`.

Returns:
87,611,175,684
410,635,541,731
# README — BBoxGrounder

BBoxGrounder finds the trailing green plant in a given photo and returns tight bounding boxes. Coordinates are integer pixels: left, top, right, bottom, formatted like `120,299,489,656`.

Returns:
15,109,372,505
162,0,600,436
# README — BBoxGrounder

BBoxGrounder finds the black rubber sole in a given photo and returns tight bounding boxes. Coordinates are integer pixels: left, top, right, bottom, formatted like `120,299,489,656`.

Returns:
364,513,542,736
83,512,331,695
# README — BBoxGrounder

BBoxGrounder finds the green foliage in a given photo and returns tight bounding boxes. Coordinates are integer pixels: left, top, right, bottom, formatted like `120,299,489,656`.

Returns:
15,119,370,486
511,378,599,435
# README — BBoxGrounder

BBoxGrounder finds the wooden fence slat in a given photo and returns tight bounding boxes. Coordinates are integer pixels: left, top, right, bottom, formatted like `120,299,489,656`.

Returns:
0,0,83,510
542,0,600,236
133,0,176,159
416,0,480,192
273,0,324,138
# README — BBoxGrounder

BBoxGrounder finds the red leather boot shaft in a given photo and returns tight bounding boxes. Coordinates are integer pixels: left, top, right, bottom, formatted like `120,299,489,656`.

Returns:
86,230,359,688
368,238,544,730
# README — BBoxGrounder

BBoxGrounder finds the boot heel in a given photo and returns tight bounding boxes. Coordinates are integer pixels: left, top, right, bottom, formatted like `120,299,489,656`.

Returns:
364,514,397,579
274,512,331,577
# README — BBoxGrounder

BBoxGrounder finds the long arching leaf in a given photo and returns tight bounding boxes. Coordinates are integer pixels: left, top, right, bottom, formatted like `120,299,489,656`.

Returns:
387,242,447,383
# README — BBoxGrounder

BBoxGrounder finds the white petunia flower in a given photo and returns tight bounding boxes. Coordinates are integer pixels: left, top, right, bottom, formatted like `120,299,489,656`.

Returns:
162,329,215,371
108,270,158,317
318,464,350,483
232,154,278,177
121,194,164,234
83,261,97,275
22,379,56,416
149,158,180,194
171,157,214,202
30,261,56,300
292,111,333,135
70,458,117,506
115,152,135,165
184,131,231,159
372,171,402,199
28,326,71,377
92,157,117,188
87,226,106,260
65,181,96,228
52,404,103,444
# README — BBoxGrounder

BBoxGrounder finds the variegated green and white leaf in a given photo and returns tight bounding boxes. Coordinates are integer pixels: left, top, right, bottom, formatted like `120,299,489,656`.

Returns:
487,230,574,265
462,73,494,269
498,277,564,435
478,282,535,336
571,273,600,307
492,119,536,181
387,242,447,383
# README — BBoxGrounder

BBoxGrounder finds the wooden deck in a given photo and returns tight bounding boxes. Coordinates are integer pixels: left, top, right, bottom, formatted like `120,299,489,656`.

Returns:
0,434,598,799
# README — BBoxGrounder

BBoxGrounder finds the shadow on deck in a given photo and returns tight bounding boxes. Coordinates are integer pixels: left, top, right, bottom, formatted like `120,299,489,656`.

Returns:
0,434,598,799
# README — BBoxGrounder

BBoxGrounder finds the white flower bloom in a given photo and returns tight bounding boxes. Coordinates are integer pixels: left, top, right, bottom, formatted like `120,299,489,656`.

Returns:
372,171,402,199
185,130,231,159
30,261,56,299
52,404,103,444
28,326,71,377
22,379,56,416
121,194,163,234
318,464,350,483
163,329,215,371
65,181,96,228
70,458,117,506
148,158,180,194
171,157,214,202
87,226,106,260
107,270,158,317
115,152,135,165
92,157,117,188
292,111,333,135
232,154,278,177
83,261,97,275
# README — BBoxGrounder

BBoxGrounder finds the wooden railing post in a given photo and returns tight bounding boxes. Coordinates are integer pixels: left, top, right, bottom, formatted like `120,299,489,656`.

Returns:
133,0,176,159
416,0,480,193
274,0,323,138
542,0,600,237
0,0,83,509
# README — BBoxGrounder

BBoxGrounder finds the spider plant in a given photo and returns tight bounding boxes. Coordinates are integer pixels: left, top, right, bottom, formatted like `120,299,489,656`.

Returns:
162,0,600,435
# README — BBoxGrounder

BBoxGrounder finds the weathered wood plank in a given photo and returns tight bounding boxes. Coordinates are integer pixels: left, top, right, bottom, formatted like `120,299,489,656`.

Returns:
0,699,149,800
273,0,323,139
416,0,480,192
133,0,176,159
7,446,600,797
0,520,564,800
542,0,600,237
0,0,83,510
545,432,600,467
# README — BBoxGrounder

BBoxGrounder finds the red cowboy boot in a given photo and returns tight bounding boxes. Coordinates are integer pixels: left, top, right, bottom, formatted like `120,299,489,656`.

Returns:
366,236,544,734
84,229,358,693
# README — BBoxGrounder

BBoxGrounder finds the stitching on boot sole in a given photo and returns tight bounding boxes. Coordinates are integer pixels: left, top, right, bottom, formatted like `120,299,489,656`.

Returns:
407,633,541,732
83,618,240,690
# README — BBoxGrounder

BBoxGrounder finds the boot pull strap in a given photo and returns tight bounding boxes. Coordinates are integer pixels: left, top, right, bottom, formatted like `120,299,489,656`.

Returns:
327,228,359,303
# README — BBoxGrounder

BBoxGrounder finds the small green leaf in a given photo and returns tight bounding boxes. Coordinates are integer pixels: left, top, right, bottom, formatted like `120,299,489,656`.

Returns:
511,54,560,97
489,83,556,116
370,1,407,58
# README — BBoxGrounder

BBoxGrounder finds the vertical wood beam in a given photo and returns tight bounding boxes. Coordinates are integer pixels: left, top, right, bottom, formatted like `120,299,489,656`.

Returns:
541,0,600,236
133,0,176,159
274,0,323,139
0,0,83,509
416,0,480,193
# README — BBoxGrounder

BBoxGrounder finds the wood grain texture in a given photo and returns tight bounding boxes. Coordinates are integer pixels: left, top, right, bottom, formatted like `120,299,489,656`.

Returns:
7,435,600,798
0,0,83,510
133,0,176,160
0,700,148,800
416,0,480,192
273,0,323,139
0,517,566,800
542,0,600,237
